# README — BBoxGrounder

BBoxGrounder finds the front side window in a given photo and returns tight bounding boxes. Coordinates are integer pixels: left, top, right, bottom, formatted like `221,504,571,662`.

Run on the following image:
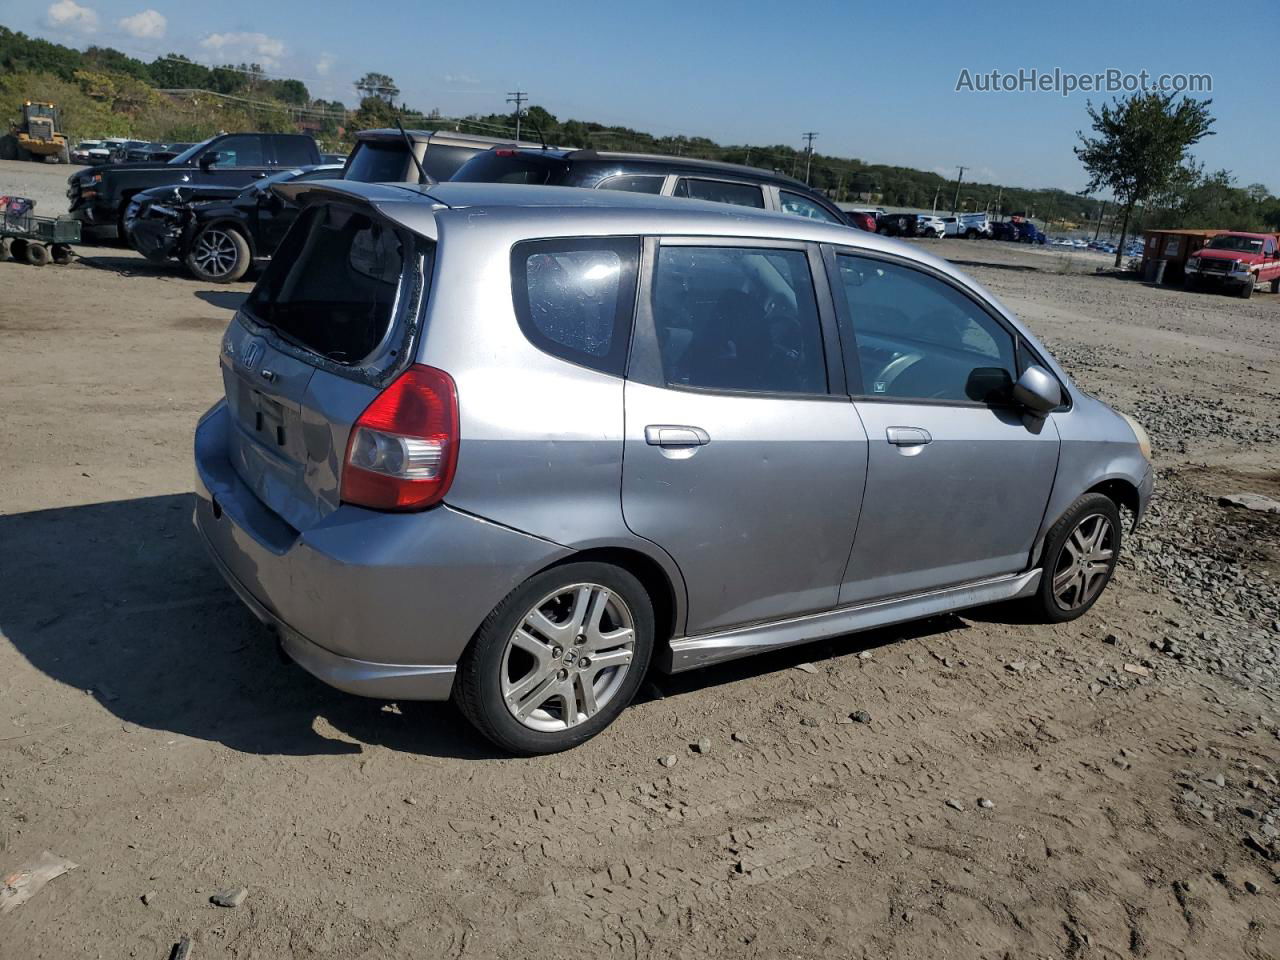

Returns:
651,245,826,395
672,178,765,209
209,136,264,167
511,238,640,376
835,254,1016,404
779,190,842,224
597,174,665,194
246,205,409,364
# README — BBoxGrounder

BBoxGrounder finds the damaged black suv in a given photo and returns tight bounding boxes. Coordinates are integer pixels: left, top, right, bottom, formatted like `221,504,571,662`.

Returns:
126,164,344,283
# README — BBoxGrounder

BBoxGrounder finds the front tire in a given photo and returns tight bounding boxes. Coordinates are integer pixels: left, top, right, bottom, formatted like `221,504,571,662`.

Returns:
1237,279,1254,299
185,226,251,283
1029,493,1122,623
454,562,655,754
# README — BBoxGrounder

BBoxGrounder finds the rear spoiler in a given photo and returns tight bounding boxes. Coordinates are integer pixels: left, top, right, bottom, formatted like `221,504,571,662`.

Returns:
271,179,442,241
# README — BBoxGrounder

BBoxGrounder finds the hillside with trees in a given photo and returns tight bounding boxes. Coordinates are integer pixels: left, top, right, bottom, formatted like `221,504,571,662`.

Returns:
3,24,1277,234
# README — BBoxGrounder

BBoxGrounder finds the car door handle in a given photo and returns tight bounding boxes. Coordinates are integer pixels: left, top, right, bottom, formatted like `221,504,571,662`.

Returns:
886,426,932,446
645,425,710,448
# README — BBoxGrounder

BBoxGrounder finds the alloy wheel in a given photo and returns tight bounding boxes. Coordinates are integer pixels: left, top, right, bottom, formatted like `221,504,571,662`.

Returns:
500,583,636,732
192,229,238,278
1051,513,1115,611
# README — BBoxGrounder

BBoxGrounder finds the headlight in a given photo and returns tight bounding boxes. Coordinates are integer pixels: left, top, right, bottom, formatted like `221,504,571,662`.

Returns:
91,173,103,183
1120,412,1152,461
1186,257,1199,270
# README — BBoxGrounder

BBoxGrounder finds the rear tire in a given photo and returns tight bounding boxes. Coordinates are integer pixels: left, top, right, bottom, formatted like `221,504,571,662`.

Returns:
185,226,251,283
454,561,655,754
1271,277,1279,294
1027,493,1122,623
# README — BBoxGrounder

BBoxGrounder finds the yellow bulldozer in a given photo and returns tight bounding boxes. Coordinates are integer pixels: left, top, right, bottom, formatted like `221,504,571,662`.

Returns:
13,101,68,162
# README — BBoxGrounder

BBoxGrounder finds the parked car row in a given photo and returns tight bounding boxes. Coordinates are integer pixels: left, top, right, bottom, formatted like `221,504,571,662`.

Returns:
95,128,879,283
69,138,195,165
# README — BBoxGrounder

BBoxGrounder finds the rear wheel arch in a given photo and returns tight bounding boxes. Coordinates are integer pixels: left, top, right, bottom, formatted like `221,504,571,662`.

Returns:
537,546,683,651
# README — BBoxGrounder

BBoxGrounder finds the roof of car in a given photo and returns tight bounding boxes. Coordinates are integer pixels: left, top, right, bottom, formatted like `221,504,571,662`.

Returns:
498,147,816,190
355,128,544,148
276,180,874,249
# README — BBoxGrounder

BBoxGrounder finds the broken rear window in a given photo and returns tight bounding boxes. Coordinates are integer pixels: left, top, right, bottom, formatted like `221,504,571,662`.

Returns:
245,204,413,365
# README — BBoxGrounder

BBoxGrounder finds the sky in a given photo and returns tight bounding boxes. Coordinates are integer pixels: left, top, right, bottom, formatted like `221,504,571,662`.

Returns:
1,0,1272,195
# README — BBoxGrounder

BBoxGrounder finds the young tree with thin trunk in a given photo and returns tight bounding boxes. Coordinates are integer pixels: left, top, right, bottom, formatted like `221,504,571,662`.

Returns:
1074,91,1215,268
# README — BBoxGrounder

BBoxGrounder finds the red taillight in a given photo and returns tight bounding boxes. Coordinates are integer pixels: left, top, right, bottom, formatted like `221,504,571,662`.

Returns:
494,148,516,157
341,365,459,511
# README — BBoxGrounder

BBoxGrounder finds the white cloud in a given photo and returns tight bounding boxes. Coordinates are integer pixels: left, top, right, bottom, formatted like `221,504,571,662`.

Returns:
443,73,479,86
199,31,287,68
46,0,99,32
118,8,166,39
315,53,334,76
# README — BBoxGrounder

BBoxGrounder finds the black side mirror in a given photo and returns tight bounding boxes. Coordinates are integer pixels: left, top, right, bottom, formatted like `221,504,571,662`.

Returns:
198,151,218,171
1013,364,1062,415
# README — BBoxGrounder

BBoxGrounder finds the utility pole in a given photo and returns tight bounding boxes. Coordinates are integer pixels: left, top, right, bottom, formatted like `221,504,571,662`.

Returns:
951,165,967,215
932,185,942,214
802,131,818,185
506,90,527,142
994,186,1003,221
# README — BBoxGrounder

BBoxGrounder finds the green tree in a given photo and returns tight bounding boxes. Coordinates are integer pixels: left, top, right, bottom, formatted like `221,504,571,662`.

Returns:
355,72,398,104
351,94,397,131
147,54,211,90
1075,91,1216,267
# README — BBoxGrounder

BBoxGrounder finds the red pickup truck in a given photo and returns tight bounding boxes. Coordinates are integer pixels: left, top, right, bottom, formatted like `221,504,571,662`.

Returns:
1183,232,1280,298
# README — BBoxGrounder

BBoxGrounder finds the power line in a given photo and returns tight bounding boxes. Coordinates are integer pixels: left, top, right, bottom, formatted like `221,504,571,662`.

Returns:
802,131,818,185
506,90,527,142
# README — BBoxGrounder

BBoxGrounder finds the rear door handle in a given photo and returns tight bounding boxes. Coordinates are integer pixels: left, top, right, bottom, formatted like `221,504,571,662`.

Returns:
886,426,932,446
645,425,710,448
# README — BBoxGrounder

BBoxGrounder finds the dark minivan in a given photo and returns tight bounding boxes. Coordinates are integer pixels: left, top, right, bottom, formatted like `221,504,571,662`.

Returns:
450,148,863,228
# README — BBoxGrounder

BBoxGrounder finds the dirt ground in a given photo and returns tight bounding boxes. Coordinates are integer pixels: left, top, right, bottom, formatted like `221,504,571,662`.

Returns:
1,221,1279,959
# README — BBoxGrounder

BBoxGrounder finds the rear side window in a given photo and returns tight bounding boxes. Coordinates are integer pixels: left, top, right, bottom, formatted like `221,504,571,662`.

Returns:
651,246,827,395
779,190,843,224
246,205,409,365
511,238,640,376
273,136,316,166
672,178,765,209
597,174,665,194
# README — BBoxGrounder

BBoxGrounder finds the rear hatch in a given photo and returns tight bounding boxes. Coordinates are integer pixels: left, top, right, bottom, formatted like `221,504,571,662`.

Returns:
219,186,435,532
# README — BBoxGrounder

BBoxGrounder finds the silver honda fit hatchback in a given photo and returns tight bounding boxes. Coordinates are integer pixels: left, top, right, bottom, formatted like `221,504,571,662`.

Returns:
194,181,1153,754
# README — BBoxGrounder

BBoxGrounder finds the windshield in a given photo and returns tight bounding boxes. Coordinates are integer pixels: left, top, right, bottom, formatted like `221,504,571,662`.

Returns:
168,137,216,165
450,151,562,184
344,140,412,183
1204,235,1264,253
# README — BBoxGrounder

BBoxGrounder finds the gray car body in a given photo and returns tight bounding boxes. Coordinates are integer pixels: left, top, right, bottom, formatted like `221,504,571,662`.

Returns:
193,182,1152,700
